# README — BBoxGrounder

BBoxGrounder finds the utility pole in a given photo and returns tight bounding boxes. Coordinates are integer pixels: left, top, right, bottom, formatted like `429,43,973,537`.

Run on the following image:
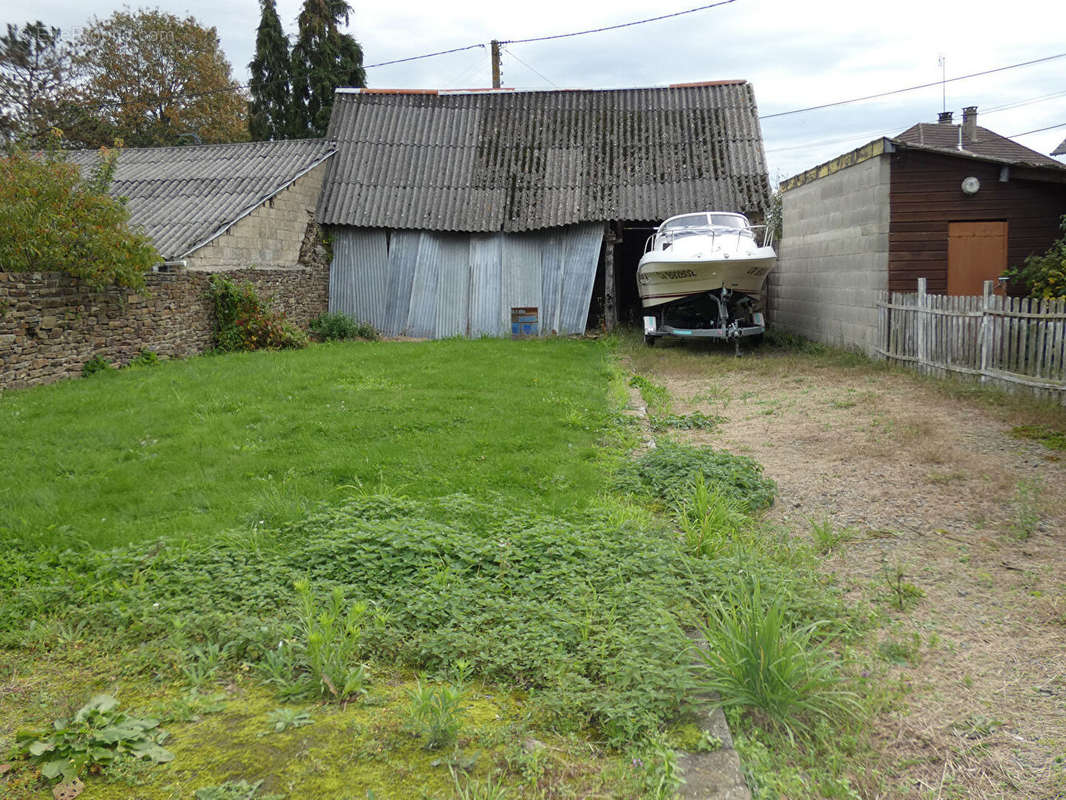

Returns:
490,40,501,88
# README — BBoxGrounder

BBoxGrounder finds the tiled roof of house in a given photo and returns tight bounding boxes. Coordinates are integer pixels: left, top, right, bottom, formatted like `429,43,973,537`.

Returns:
318,83,771,232
895,122,1066,169
1052,137,1066,157
67,139,336,259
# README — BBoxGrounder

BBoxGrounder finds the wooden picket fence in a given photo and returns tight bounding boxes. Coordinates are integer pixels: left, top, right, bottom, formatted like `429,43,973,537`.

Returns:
877,278,1066,403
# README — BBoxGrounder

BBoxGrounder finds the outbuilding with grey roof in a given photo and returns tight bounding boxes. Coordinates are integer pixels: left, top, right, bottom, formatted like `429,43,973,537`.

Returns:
320,83,771,337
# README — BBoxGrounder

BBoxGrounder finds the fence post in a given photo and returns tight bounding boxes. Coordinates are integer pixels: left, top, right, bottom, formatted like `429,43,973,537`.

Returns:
979,279,993,384
916,278,927,374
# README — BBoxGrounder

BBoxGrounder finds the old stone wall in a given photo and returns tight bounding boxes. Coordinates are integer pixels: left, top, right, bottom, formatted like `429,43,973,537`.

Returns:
0,259,328,390
767,154,891,355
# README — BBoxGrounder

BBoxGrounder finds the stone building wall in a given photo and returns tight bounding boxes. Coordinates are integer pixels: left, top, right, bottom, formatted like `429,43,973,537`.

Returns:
767,154,891,355
0,258,328,390
185,162,330,271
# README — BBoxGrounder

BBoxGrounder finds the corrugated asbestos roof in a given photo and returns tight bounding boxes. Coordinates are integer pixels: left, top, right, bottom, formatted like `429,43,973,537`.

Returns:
318,83,770,233
67,139,336,258
895,123,1066,169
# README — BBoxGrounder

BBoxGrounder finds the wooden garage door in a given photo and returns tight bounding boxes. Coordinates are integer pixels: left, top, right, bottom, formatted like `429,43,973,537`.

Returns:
947,221,1007,296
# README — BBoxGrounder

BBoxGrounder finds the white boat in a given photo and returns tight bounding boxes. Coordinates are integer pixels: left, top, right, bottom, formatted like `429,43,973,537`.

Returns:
637,212,776,345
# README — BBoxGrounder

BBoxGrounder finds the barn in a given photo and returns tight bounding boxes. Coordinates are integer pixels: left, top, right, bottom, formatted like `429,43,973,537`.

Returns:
770,107,1066,354
317,83,771,338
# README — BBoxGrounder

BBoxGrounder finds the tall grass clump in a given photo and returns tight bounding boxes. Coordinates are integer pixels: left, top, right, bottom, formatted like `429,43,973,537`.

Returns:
693,580,859,743
677,475,749,558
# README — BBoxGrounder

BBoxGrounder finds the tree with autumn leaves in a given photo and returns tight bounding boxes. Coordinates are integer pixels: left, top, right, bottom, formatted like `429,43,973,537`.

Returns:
77,10,248,147
1,11,248,148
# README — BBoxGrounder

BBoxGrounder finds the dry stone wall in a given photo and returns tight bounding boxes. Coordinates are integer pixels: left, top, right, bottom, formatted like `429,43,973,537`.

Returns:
0,259,328,390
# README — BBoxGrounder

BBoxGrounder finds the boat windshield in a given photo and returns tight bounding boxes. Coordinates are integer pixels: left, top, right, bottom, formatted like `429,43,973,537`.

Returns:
661,214,709,232
660,213,750,233
708,214,748,229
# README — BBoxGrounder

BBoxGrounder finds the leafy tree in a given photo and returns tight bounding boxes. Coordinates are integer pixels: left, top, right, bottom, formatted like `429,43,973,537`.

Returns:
0,21,79,145
289,0,365,137
0,132,158,288
249,0,291,141
1003,215,1066,298
76,9,248,147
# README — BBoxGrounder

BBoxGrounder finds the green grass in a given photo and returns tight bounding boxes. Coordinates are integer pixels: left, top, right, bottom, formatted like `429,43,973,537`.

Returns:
0,338,613,549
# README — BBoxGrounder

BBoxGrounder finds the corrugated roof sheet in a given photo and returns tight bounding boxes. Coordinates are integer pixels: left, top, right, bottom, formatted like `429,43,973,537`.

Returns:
67,139,336,258
319,83,770,232
895,122,1066,169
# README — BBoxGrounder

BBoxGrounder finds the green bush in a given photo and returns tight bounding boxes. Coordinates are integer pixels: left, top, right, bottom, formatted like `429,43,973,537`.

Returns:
207,275,308,352
1003,215,1066,298
308,311,378,342
614,439,776,511
0,135,158,288
81,354,114,377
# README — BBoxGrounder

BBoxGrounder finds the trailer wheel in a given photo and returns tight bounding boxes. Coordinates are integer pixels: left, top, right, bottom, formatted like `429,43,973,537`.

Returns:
644,334,656,347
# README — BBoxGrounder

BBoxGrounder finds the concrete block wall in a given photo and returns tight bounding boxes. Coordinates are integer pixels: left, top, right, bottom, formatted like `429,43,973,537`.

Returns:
185,162,329,271
767,154,890,354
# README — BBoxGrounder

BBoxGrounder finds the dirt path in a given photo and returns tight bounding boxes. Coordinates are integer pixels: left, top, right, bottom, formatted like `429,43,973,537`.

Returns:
634,347,1066,799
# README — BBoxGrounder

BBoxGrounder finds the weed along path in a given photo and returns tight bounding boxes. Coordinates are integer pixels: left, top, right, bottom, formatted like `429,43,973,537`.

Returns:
625,338,1066,800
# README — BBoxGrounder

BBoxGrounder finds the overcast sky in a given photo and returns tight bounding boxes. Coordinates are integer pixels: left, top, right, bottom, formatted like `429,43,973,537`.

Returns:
11,0,1066,180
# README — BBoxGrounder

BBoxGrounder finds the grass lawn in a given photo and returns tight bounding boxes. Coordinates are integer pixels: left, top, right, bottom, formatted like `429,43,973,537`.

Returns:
2,335,887,800
4,337,765,799
1,338,613,550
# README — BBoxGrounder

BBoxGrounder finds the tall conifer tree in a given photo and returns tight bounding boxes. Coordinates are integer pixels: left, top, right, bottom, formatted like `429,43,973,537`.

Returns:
248,0,290,141
289,0,365,137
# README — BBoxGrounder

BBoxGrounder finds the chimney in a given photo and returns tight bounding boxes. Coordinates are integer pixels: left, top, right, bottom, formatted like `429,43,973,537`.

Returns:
962,106,978,141
938,111,953,124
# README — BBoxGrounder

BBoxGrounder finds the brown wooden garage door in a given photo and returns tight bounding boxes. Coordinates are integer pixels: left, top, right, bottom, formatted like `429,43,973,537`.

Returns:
947,221,1007,296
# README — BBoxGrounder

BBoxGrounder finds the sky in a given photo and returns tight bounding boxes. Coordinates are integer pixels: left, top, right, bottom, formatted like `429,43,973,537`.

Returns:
11,0,1066,181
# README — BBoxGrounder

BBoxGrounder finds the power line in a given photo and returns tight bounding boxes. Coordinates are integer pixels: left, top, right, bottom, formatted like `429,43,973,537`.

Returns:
1010,121,1066,137
759,51,1066,120
364,43,484,69
501,45,559,88
502,0,736,45
767,92,1066,155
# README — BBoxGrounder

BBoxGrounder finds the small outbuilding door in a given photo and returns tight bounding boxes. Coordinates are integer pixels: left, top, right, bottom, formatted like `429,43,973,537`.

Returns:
947,221,1007,296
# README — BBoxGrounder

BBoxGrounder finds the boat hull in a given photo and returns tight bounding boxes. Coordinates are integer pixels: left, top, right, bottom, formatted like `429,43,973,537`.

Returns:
637,248,776,308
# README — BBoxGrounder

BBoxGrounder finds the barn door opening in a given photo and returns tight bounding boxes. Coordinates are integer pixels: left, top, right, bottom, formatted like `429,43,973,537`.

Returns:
947,221,1007,296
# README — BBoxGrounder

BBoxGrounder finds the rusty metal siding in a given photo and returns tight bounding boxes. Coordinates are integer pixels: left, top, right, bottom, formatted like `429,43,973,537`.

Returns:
328,224,602,338
320,84,770,233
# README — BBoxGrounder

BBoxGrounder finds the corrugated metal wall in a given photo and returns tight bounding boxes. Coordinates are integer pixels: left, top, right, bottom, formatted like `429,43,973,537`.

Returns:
329,224,602,338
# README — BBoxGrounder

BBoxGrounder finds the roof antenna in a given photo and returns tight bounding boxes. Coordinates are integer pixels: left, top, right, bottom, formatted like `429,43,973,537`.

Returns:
937,54,946,113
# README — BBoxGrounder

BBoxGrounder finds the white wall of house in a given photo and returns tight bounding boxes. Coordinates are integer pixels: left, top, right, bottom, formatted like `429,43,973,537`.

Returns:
767,154,890,355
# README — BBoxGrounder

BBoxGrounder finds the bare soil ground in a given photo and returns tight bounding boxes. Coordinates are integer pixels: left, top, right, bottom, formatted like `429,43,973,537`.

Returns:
627,341,1066,800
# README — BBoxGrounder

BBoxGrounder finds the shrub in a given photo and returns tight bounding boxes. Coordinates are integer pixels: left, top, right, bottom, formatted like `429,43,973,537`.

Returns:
1003,215,1066,298
81,354,114,377
614,439,776,511
308,312,377,342
0,135,158,288
207,275,308,352
129,348,160,367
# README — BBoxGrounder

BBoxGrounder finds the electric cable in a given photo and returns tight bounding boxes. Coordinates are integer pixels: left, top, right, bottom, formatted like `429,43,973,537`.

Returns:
759,51,1066,120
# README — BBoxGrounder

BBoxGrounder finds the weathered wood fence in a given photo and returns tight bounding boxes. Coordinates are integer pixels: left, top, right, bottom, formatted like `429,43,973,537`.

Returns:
877,278,1066,403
